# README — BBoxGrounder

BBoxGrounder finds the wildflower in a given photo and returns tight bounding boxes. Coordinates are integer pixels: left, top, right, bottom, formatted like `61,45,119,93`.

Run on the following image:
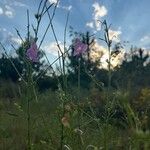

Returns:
73,38,88,56
61,114,70,127
26,42,38,62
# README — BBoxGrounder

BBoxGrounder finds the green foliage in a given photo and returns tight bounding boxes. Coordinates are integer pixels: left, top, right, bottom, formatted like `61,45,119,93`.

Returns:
0,54,23,82
67,31,100,89
113,48,150,89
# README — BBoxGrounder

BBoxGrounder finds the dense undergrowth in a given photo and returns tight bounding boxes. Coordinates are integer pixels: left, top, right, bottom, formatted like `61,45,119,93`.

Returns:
0,80,150,150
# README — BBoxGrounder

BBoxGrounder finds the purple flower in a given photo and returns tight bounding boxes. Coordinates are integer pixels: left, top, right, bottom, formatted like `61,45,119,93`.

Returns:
73,38,88,56
26,42,38,62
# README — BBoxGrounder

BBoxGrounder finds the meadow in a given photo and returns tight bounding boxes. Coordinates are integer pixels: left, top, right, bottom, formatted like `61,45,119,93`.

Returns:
0,0,150,150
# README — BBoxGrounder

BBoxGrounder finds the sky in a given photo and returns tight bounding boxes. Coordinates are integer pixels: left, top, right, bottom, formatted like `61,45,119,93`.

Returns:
0,0,150,63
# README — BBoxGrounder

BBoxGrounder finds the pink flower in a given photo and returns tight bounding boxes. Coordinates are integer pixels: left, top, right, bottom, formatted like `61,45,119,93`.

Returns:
73,38,88,56
26,42,38,62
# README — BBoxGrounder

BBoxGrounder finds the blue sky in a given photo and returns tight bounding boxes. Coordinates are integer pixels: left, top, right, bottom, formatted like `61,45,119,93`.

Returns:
0,0,150,61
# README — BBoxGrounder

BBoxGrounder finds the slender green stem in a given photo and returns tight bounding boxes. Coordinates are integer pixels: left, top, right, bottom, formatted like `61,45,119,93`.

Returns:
15,28,25,43
105,21,111,150
78,58,81,128
27,10,30,43
42,51,58,78
46,2,63,55
77,58,84,149
34,0,48,40
44,2,69,149
99,20,112,150
27,89,31,150
60,11,70,150
60,102,65,150
38,2,57,49
35,46,71,83
64,11,70,51
27,64,32,150
104,21,111,98
26,10,32,150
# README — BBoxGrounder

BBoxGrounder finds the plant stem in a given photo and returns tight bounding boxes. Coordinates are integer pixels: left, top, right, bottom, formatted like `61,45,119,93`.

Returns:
27,64,32,150
27,90,31,150
78,58,81,128
104,21,111,98
60,106,64,150
99,20,112,150
38,1,57,49
35,46,71,83
77,58,84,149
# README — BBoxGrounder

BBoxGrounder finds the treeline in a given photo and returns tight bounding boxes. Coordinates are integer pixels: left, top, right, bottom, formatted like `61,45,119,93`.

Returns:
0,32,150,93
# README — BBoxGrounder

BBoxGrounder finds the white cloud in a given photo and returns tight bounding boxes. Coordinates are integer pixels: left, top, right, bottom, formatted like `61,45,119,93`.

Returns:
0,1,27,18
48,0,72,11
92,2,107,18
61,5,72,11
111,51,125,68
0,7,4,15
0,28,13,44
48,0,58,4
43,42,64,56
139,35,150,49
86,2,107,31
109,29,122,42
67,5,72,10
90,40,107,63
86,22,94,28
12,1,27,7
89,40,124,69
5,10,14,18
0,28,22,46
5,5,11,10
140,35,150,42
11,37,22,45
4,5,15,18
2,0,27,7
92,2,107,31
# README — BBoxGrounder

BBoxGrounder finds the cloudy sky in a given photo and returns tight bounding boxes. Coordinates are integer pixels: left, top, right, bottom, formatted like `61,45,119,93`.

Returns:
0,0,150,62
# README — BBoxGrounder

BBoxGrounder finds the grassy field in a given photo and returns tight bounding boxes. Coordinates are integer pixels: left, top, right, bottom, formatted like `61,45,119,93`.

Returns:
0,81,150,150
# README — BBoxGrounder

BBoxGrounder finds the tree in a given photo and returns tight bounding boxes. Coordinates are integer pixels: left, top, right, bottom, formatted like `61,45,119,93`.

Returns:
67,31,100,89
112,48,150,89
0,54,23,82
